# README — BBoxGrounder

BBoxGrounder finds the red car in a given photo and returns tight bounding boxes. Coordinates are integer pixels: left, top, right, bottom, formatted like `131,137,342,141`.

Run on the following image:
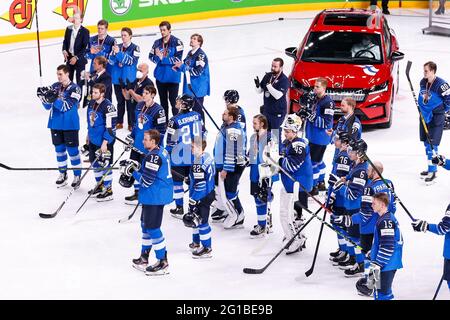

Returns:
286,9,404,128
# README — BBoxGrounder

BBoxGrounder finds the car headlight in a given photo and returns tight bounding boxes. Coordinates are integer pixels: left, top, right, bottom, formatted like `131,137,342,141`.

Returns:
369,81,389,94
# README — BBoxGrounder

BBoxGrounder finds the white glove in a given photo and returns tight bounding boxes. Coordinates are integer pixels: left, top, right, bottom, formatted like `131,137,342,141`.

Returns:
262,143,280,165
258,163,278,180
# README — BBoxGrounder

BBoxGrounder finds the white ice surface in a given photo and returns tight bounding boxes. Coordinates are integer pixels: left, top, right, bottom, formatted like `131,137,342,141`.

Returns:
0,9,449,300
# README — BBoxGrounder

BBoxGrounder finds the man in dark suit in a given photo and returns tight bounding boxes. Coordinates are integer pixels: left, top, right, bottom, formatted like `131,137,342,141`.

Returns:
83,56,112,107
62,12,90,85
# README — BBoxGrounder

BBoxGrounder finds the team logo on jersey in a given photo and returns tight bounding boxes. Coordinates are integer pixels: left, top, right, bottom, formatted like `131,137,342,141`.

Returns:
0,0,36,30
89,111,98,127
53,0,88,21
110,0,132,15
357,65,379,76
138,114,148,129
420,90,432,104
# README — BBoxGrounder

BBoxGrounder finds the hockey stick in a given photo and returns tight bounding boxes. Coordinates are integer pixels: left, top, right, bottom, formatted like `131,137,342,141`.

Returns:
432,274,444,300
405,61,437,153
35,0,43,86
75,148,128,214
118,202,141,223
0,162,118,171
39,158,98,219
361,151,416,221
304,188,332,277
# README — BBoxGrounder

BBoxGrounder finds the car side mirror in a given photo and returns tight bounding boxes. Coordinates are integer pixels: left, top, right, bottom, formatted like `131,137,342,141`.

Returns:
391,51,404,62
285,47,297,59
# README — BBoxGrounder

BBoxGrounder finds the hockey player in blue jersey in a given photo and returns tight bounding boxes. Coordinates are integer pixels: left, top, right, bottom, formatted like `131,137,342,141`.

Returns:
332,139,368,271
418,61,450,184
367,193,403,300
109,27,140,130
268,114,313,254
37,64,82,188
297,77,335,195
127,129,173,276
85,19,116,74
328,131,353,264
86,83,117,201
172,33,210,121
166,94,205,218
432,153,450,171
212,106,247,229
412,204,450,291
249,114,278,237
149,21,184,118
123,85,166,204
183,139,216,258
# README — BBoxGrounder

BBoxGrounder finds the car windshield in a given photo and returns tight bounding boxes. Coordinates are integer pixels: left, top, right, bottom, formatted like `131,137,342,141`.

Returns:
301,31,383,64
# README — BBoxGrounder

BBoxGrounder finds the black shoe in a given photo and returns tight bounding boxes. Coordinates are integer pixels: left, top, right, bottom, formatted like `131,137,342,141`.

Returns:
132,249,150,272
56,172,68,188
344,262,364,277
425,172,437,185
145,253,169,276
170,205,184,219
356,278,374,297
338,255,356,270
382,8,390,14
329,248,343,258
189,242,201,252
332,252,349,266
317,181,327,192
96,187,113,202
435,7,445,15
192,246,212,259
211,209,227,223
125,190,138,205
420,170,429,179
250,225,267,238
88,182,103,195
310,186,319,196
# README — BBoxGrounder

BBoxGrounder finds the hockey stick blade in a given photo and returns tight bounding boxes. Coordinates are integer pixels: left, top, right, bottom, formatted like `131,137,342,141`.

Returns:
405,60,412,81
243,267,265,274
39,212,58,219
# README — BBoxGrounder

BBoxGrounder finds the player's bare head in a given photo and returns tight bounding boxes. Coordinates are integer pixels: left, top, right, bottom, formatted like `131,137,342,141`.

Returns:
93,56,107,70
121,27,132,43
423,61,437,79
159,21,171,37
192,138,207,156
341,97,356,113
253,114,268,132
92,83,106,100
57,64,70,83
97,19,108,35
271,58,284,74
144,129,160,149
372,193,389,214
369,161,383,178
190,34,203,47
143,85,157,102
314,77,328,96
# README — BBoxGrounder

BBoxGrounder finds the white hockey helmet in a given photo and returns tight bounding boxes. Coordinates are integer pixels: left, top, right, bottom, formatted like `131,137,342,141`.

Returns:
281,114,303,132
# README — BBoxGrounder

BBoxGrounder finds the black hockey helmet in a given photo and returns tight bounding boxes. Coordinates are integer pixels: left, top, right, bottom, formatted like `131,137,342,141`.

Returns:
337,131,352,144
119,174,135,188
182,212,201,228
349,138,368,156
177,94,194,110
223,89,239,104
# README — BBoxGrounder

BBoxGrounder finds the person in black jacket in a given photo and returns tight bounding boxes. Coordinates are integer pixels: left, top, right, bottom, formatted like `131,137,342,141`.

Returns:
83,56,113,106
62,12,90,85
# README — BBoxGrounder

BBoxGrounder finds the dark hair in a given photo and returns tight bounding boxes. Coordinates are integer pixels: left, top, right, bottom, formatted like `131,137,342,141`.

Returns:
191,33,204,47
57,64,69,74
97,19,109,28
315,77,328,88
226,106,239,121
159,21,171,30
192,138,207,151
253,114,268,130
144,85,157,95
145,129,161,145
373,193,389,207
121,27,132,36
93,56,107,68
273,57,284,67
92,83,106,94
424,61,437,73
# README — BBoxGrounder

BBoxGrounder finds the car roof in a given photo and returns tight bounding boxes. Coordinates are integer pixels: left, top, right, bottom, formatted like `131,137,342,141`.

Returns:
311,8,385,33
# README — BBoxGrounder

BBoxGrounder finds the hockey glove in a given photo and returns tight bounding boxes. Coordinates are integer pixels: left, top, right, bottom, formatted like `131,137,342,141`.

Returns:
411,219,428,232
124,159,141,177
257,178,273,203
37,86,51,103
188,198,199,215
331,215,352,228
254,76,260,89
80,144,90,157
333,179,345,192
297,108,309,118
326,192,336,211
327,173,338,188
124,134,134,151
367,262,381,290
431,154,446,166
184,176,191,186
45,89,59,104
95,149,112,168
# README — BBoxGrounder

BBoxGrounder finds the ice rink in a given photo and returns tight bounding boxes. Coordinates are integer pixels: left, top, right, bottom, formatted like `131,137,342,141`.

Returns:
0,8,449,300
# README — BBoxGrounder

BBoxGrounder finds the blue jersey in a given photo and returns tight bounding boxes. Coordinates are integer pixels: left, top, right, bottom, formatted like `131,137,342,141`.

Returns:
85,35,116,73
333,113,362,142
131,101,166,152
428,206,450,259
305,94,335,146
353,178,396,234
280,137,313,193
260,72,289,116
190,152,215,201
87,99,117,146
108,42,140,85
331,149,352,208
214,121,246,172
340,161,368,211
41,81,81,130
248,131,279,183
370,212,403,272
133,147,173,205
418,77,450,122
166,110,204,167
444,159,450,170
149,36,184,84
179,47,210,98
